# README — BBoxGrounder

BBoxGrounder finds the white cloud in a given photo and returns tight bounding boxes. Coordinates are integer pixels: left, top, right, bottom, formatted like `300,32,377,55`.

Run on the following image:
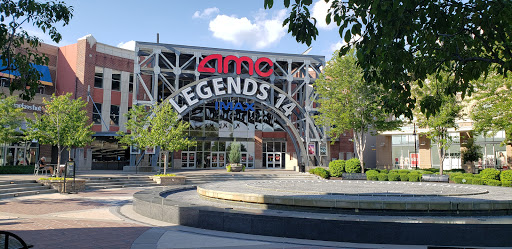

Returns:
193,7,220,19
117,40,136,51
208,9,287,49
312,0,335,30
329,34,362,53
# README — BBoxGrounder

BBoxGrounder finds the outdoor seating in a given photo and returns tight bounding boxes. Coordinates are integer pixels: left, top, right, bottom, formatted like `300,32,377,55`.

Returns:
0,231,33,248
33,164,47,176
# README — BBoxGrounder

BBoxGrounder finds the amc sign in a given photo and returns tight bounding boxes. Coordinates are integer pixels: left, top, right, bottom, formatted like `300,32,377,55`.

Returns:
198,54,273,77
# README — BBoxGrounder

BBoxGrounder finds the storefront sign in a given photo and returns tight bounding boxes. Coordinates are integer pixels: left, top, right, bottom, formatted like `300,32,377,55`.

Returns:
319,143,327,156
198,54,273,77
15,102,42,112
215,101,255,111
169,77,296,117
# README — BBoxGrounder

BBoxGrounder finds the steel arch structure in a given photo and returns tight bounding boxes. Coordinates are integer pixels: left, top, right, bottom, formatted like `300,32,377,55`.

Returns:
133,42,326,168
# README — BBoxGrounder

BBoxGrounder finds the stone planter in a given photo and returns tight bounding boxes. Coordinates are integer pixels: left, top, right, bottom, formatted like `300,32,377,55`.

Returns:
151,176,186,185
341,173,367,180
228,163,244,172
38,179,87,193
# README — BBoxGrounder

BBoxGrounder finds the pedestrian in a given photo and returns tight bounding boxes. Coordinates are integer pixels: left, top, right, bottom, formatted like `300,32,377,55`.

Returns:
37,157,54,176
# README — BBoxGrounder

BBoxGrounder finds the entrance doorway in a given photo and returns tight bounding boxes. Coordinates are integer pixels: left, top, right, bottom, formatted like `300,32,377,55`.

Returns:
181,152,196,168
263,141,286,169
210,152,226,168
265,152,283,169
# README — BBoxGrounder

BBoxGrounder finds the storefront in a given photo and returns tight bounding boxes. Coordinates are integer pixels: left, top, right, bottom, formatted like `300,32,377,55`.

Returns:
133,42,329,170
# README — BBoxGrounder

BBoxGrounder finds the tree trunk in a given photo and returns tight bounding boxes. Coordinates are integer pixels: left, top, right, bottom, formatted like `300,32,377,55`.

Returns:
438,140,445,176
163,151,168,175
57,145,62,177
354,131,366,173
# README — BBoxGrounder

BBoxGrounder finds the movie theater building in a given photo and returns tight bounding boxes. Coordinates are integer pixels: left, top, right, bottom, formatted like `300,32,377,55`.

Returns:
132,41,355,171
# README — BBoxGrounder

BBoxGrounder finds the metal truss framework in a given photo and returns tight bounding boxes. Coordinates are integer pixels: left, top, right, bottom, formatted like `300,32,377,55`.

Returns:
133,42,327,167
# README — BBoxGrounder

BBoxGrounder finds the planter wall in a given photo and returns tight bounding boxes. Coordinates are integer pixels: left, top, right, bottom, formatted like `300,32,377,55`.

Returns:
39,179,87,193
152,176,186,185
341,173,367,180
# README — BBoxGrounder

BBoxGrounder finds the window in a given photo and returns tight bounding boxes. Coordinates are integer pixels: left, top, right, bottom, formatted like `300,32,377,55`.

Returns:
112,71,121,91
94,67,103,88
1,77,10,87
92,103,102,125
110,105,120,126
129,73,134,93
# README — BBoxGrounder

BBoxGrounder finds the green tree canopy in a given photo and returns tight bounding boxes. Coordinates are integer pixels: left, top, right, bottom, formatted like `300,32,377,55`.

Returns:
25,93,93,171
314,49,401,172
470,72,512,145
118,102,195,174
264,0,512,119
0,0,73,100
0,95,24,144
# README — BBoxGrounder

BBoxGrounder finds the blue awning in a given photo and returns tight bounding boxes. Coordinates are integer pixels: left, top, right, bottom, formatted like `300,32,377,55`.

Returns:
0,62,53,86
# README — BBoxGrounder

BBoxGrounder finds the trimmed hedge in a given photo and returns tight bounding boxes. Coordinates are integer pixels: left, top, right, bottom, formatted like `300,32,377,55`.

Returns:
481,168,501,184
398,169,410,174
500,170,512,182
501,180,512,187
0,166,34,174
471,178,484,185
377,173,388,181
345,158,362,173
312,167,330,179
408,173,421,182
449,172,463,181
379,169,389,174
388,172,400,181
399,173,409,181
453,176,464,184
486,179,502,186
366,170,379,181
328,160,345,177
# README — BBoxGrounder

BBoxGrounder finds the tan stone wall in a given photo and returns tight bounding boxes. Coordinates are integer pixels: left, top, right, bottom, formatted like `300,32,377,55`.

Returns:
418,134,431,169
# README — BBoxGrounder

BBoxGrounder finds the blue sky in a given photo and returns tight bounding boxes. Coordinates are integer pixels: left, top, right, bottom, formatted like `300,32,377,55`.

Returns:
28,0,345,60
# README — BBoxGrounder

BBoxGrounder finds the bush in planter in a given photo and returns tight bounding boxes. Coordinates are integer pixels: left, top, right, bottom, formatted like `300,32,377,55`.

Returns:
399,173,409,181
449,172,463,181
471,178,483,185
0,165,34,174
345,158,361,173
480,168,501,184
379,169,389,174
501,180,512,187
453,176,464,184
398,169,410,174
377,173,388,181
486,179,502,186
500,170,512,182
408,173,421,182
228,141,241,164
308,168,315,174
328,160,345,177
388,172,400,181
313,167,330,179
226,165,232,172
366,170,379,180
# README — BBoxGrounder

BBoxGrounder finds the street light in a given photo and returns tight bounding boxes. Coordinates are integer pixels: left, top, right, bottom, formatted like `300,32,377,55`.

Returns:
413,123,418,170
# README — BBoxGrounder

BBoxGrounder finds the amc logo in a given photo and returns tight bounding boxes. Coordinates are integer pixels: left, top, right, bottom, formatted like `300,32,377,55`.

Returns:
198,54,273,77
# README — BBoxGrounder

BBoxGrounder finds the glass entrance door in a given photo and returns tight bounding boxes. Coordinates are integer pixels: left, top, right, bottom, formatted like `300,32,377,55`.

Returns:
210,152,225,168
266,152,282,169
181,152,196,168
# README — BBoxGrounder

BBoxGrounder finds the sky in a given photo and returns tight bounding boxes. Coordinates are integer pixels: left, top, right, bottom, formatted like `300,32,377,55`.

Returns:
25,0,345,60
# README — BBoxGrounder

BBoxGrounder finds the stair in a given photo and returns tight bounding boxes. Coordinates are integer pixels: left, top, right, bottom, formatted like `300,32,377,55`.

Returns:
0,180,58,199
84,176,159,190
183,173,318,185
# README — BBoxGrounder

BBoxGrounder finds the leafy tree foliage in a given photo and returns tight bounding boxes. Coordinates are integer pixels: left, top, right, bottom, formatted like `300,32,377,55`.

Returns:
25,93,93,171
314,50,400,172
0,0,73,100
264,0,512,118
0,95,24,144
470,72,512,145
461,136,482,166
118,102,195,174
414,72,462,175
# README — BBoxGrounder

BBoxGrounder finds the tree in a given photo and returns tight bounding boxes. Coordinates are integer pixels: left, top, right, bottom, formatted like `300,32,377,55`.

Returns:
118,102,195,174
414,72,462,175
264,0,512,119
461,136,482,171
470,72,512,146
0,95,24,144
314,50,400,172
0,0,73,100
25,93,93,173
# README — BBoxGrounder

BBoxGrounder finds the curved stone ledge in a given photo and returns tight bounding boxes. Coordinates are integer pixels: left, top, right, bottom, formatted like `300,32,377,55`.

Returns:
132,187,512,247
196,186,512,212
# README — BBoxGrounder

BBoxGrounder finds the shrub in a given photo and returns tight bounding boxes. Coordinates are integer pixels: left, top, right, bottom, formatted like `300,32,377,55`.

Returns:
480,168,501,184
449,172,463,181
228,141,241,164
472,174,482,178
408,173,421,182
399,173,409,181
453,176,464,184
471,178,483,185
328,160,345,177
389,169,399,173
308,168,315,174
501,180,512,187
445,169,465,173
462,176,474,184
377,173,388,181
345,158,362,173
0,166,34,174
366,170,379,181
500,170,512,182
379,169,389,174
313,167,330,179
388,172,400,181
486,179,502,186
398,169,410,174
226,165,232,172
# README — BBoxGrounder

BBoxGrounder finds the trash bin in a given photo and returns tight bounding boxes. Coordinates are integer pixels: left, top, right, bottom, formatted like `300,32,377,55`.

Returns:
299,163,305,173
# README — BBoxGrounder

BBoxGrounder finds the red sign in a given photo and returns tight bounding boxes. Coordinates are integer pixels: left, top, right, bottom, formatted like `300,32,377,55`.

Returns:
198,54,274,77
410,153,419,166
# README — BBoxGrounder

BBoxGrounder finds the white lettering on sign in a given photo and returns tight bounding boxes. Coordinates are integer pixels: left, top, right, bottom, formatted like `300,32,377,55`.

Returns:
14,103,42,112
169,77,296,117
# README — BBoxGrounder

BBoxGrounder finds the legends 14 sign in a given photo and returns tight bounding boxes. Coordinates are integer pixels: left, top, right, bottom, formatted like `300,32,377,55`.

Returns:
169,77,296,116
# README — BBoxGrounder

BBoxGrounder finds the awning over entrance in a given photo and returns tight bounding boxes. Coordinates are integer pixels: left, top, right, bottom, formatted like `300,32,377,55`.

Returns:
0,63,53,86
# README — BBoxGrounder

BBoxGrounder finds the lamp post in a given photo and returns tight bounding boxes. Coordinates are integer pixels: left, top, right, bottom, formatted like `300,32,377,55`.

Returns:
413,123,418,170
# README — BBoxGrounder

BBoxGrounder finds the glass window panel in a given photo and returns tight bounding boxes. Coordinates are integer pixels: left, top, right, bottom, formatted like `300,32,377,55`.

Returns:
112,72,121,91
267,142,273,152
94,67,103,88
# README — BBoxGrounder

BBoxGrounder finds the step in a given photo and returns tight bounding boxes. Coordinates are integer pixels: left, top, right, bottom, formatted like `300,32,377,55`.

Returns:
0,182,44,189
86,181,157,188
86,183,159,190
0,180,38,186
0,185,52,195
0,188,58,199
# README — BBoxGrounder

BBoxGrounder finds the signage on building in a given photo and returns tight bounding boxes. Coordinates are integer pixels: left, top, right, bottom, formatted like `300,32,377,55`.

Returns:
319,143,327,156
15,102,43,112
169,77,296,117
198,54,273,77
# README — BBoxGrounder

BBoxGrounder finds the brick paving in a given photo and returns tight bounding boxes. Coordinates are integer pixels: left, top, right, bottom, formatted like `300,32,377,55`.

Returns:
0,188,151,249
